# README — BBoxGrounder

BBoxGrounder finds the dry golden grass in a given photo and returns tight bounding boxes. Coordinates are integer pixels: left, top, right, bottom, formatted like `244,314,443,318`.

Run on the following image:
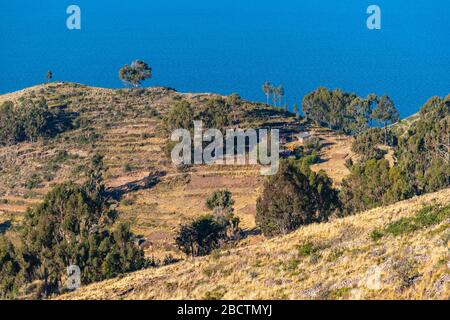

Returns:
60,188,450,300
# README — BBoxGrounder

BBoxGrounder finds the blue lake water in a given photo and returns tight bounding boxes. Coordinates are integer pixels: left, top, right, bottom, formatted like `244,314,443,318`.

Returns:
0,0,449,117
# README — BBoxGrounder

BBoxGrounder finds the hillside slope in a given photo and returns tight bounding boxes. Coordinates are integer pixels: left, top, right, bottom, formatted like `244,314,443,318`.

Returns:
0,82,306,258
61,188,450,300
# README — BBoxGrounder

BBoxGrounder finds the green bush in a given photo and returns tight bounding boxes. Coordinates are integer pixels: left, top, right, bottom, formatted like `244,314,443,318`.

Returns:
370,204,450,240
340,159,414,214
175,215,228,257
351,128,387,160
0,156,147,298
206,190,235,211
256,160,340,237
0,99,73,146
297,242,319,257
0,237,22,298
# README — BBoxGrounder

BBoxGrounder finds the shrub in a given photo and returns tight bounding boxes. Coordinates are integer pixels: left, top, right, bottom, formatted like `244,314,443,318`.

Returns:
164,100,194,132
0,99,72,146
123,163,133,172
199,98,231,128
0,237,21,298
175,215,228,257
0,156,147,298
256,160,340,237
340,159,414,214
303,137,321,152
351,128,387,160
297,242,319,257
370,204,450,240
206,190,235,211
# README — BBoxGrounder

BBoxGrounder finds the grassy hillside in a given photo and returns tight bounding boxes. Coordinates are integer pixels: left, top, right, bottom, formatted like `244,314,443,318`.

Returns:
0,82,307,259
60,188,450,300
2,83,447,300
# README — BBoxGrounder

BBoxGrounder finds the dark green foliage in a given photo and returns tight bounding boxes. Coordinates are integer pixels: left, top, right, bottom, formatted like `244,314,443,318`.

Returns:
20,182,145,297
0,101,21,145
297,242,320,258
0,157,146,298
256,160,340,237
351,128,387,160
301,152,319,165
226,93,241,123
206,190,235,211
302,87,362,134
0,99,72,146
262,81,273,105
344,158,354,169
199,98,231,128
302,88,399,136
371,95,400,144
226,93,242,107
343,95,449,214
395,96,450,194
175,215,228,257
371,204,450,240
0,237,21,298
177,190,240,257
46,70,53,82
303,137,322,153
340,159,414,214
165,97,233,133
119,60,152,88
123,163,133,172
164,100,194,132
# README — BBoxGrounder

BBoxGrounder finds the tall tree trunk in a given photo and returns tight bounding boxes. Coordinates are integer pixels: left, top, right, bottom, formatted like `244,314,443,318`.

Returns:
384,122,388,145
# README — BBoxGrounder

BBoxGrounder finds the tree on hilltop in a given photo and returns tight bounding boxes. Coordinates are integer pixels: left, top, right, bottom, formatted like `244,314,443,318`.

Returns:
46,71,53,82
119,60,152,88
262,81,273,105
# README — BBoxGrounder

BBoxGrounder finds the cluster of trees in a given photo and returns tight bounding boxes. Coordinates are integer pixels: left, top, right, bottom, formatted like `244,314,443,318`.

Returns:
262,81,285,108
351,128,389,161
163,97,240,158
0,99,71,146
176,190,240,257
0,156,147,298
256,95,448,233
164,97,236,133
340,159,413,214
395,96,449,194
302,87,399,136
343,95,449,214
256,160,339,237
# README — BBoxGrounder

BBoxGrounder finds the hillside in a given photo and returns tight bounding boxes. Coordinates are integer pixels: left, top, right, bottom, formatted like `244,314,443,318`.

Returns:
1,83,448,300
60,188,450,300
0,82,310,258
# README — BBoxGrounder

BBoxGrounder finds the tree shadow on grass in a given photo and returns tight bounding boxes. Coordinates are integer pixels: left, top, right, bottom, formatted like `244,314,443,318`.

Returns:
239,227,262,240
108,171,166,201
0,220,12,234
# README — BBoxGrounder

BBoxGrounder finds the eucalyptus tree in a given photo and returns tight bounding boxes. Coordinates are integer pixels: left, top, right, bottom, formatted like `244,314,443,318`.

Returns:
119,60,152,88
277,85,285,107
371,95,400,144
262,81,273,105
46,70,53,82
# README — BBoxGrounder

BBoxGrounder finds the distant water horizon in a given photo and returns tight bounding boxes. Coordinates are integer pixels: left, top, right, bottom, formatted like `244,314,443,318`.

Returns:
1,0,449,117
